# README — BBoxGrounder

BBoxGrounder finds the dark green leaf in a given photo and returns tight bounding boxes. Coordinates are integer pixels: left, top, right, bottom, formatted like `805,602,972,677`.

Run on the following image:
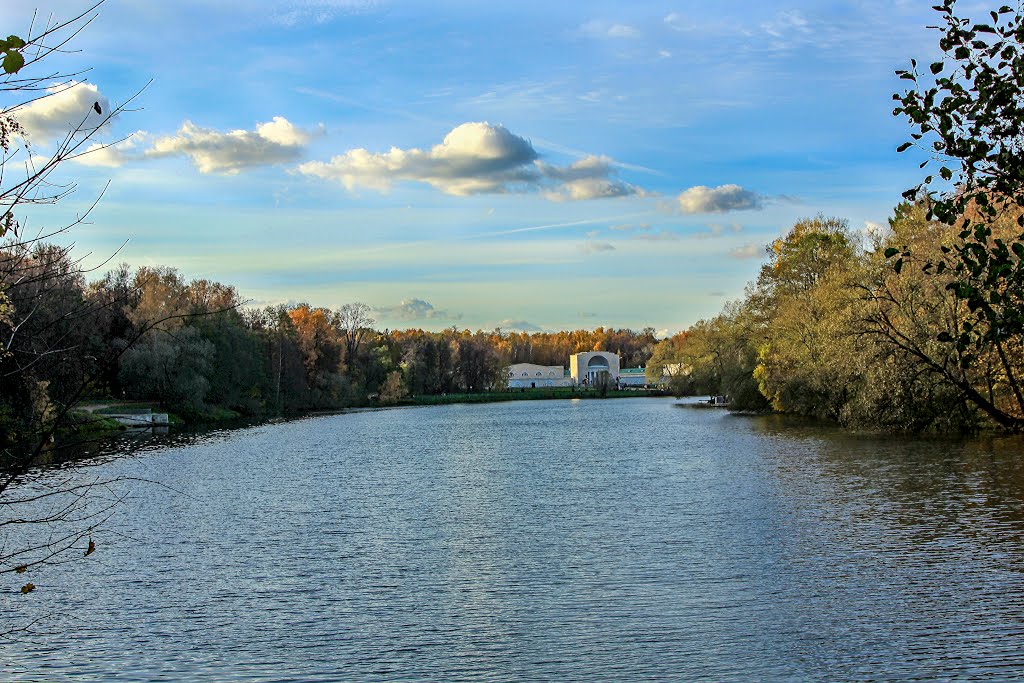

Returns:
2,49,24,75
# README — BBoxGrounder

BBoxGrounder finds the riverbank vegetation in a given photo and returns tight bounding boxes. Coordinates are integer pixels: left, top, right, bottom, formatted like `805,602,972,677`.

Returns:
0,255,662,455
647,209,1022,432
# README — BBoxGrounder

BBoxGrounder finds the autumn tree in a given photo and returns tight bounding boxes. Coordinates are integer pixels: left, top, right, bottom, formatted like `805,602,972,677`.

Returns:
750,217,863,418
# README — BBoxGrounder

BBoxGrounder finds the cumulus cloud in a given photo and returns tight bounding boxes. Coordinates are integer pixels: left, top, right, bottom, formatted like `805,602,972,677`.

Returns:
14,81,112,142
677,184,765,214
374,298,462,322
498,319,543,332
148,117,312,174
729,243,763,259
299,122,645,200
298,122,537,195
539,155,645,201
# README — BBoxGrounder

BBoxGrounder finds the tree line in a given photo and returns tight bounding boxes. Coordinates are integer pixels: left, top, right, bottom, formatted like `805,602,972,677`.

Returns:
0,251,660,454
646,208,1024,432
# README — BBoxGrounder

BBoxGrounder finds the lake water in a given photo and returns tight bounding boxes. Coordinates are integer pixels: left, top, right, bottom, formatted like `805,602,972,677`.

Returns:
5,397,1024,681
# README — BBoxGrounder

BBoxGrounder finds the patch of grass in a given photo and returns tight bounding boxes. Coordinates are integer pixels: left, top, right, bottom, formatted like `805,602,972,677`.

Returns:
200,407,242,421
400,388,666,406
93,402,160,415
65,410,126,437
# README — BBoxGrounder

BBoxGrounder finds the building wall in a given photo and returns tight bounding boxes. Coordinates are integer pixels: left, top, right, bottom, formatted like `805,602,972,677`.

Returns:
569,351,621,386
618,371,648,386
506,363,573,389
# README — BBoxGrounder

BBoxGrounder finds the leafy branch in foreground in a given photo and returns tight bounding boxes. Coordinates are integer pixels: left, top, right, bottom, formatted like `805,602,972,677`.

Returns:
892,0,1024,428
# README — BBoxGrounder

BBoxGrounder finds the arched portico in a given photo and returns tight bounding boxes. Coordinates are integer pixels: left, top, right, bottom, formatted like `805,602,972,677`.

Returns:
587,355,610,385
569,351,620,386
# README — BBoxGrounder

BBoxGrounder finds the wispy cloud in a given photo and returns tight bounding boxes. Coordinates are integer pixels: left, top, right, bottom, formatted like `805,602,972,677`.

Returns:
578,20,641,39
271,0,383,26
761,10,812,40
633,228,680,241
663,12,695,32
580,240,616,255
729,243,763,259
693,222,744,239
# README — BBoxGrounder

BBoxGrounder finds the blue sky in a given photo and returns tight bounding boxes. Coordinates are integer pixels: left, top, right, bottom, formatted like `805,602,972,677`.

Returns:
4,0,949,334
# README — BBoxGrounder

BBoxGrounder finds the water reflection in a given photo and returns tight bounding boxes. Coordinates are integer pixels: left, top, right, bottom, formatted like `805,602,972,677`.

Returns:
5,399,1024,681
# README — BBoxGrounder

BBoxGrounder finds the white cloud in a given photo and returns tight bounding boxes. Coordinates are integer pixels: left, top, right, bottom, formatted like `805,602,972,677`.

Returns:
539,155,645,201
677,184,765,213
375,298,462,322
71,131,149,168
298,122,537,195
578,20,640,39
148,117,312,174
299,123,646,200
497,319,543,332
864,220,889,240
729,243,763,259
14,81,112,142
546,178,641,201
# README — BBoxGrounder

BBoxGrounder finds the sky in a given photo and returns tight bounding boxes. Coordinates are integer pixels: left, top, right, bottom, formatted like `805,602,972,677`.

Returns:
2,0,955,335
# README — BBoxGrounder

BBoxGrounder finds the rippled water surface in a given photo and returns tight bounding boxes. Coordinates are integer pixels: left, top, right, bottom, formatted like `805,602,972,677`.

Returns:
5,398,1024,681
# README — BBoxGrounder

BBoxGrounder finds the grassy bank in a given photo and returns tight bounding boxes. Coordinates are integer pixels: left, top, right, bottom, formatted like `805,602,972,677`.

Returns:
397,387,668,406
65,388,668,446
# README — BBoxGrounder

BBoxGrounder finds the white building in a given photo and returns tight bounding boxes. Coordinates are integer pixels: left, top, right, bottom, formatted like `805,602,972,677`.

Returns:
506,363,573,389
569,351,621,387
618,367,649,387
